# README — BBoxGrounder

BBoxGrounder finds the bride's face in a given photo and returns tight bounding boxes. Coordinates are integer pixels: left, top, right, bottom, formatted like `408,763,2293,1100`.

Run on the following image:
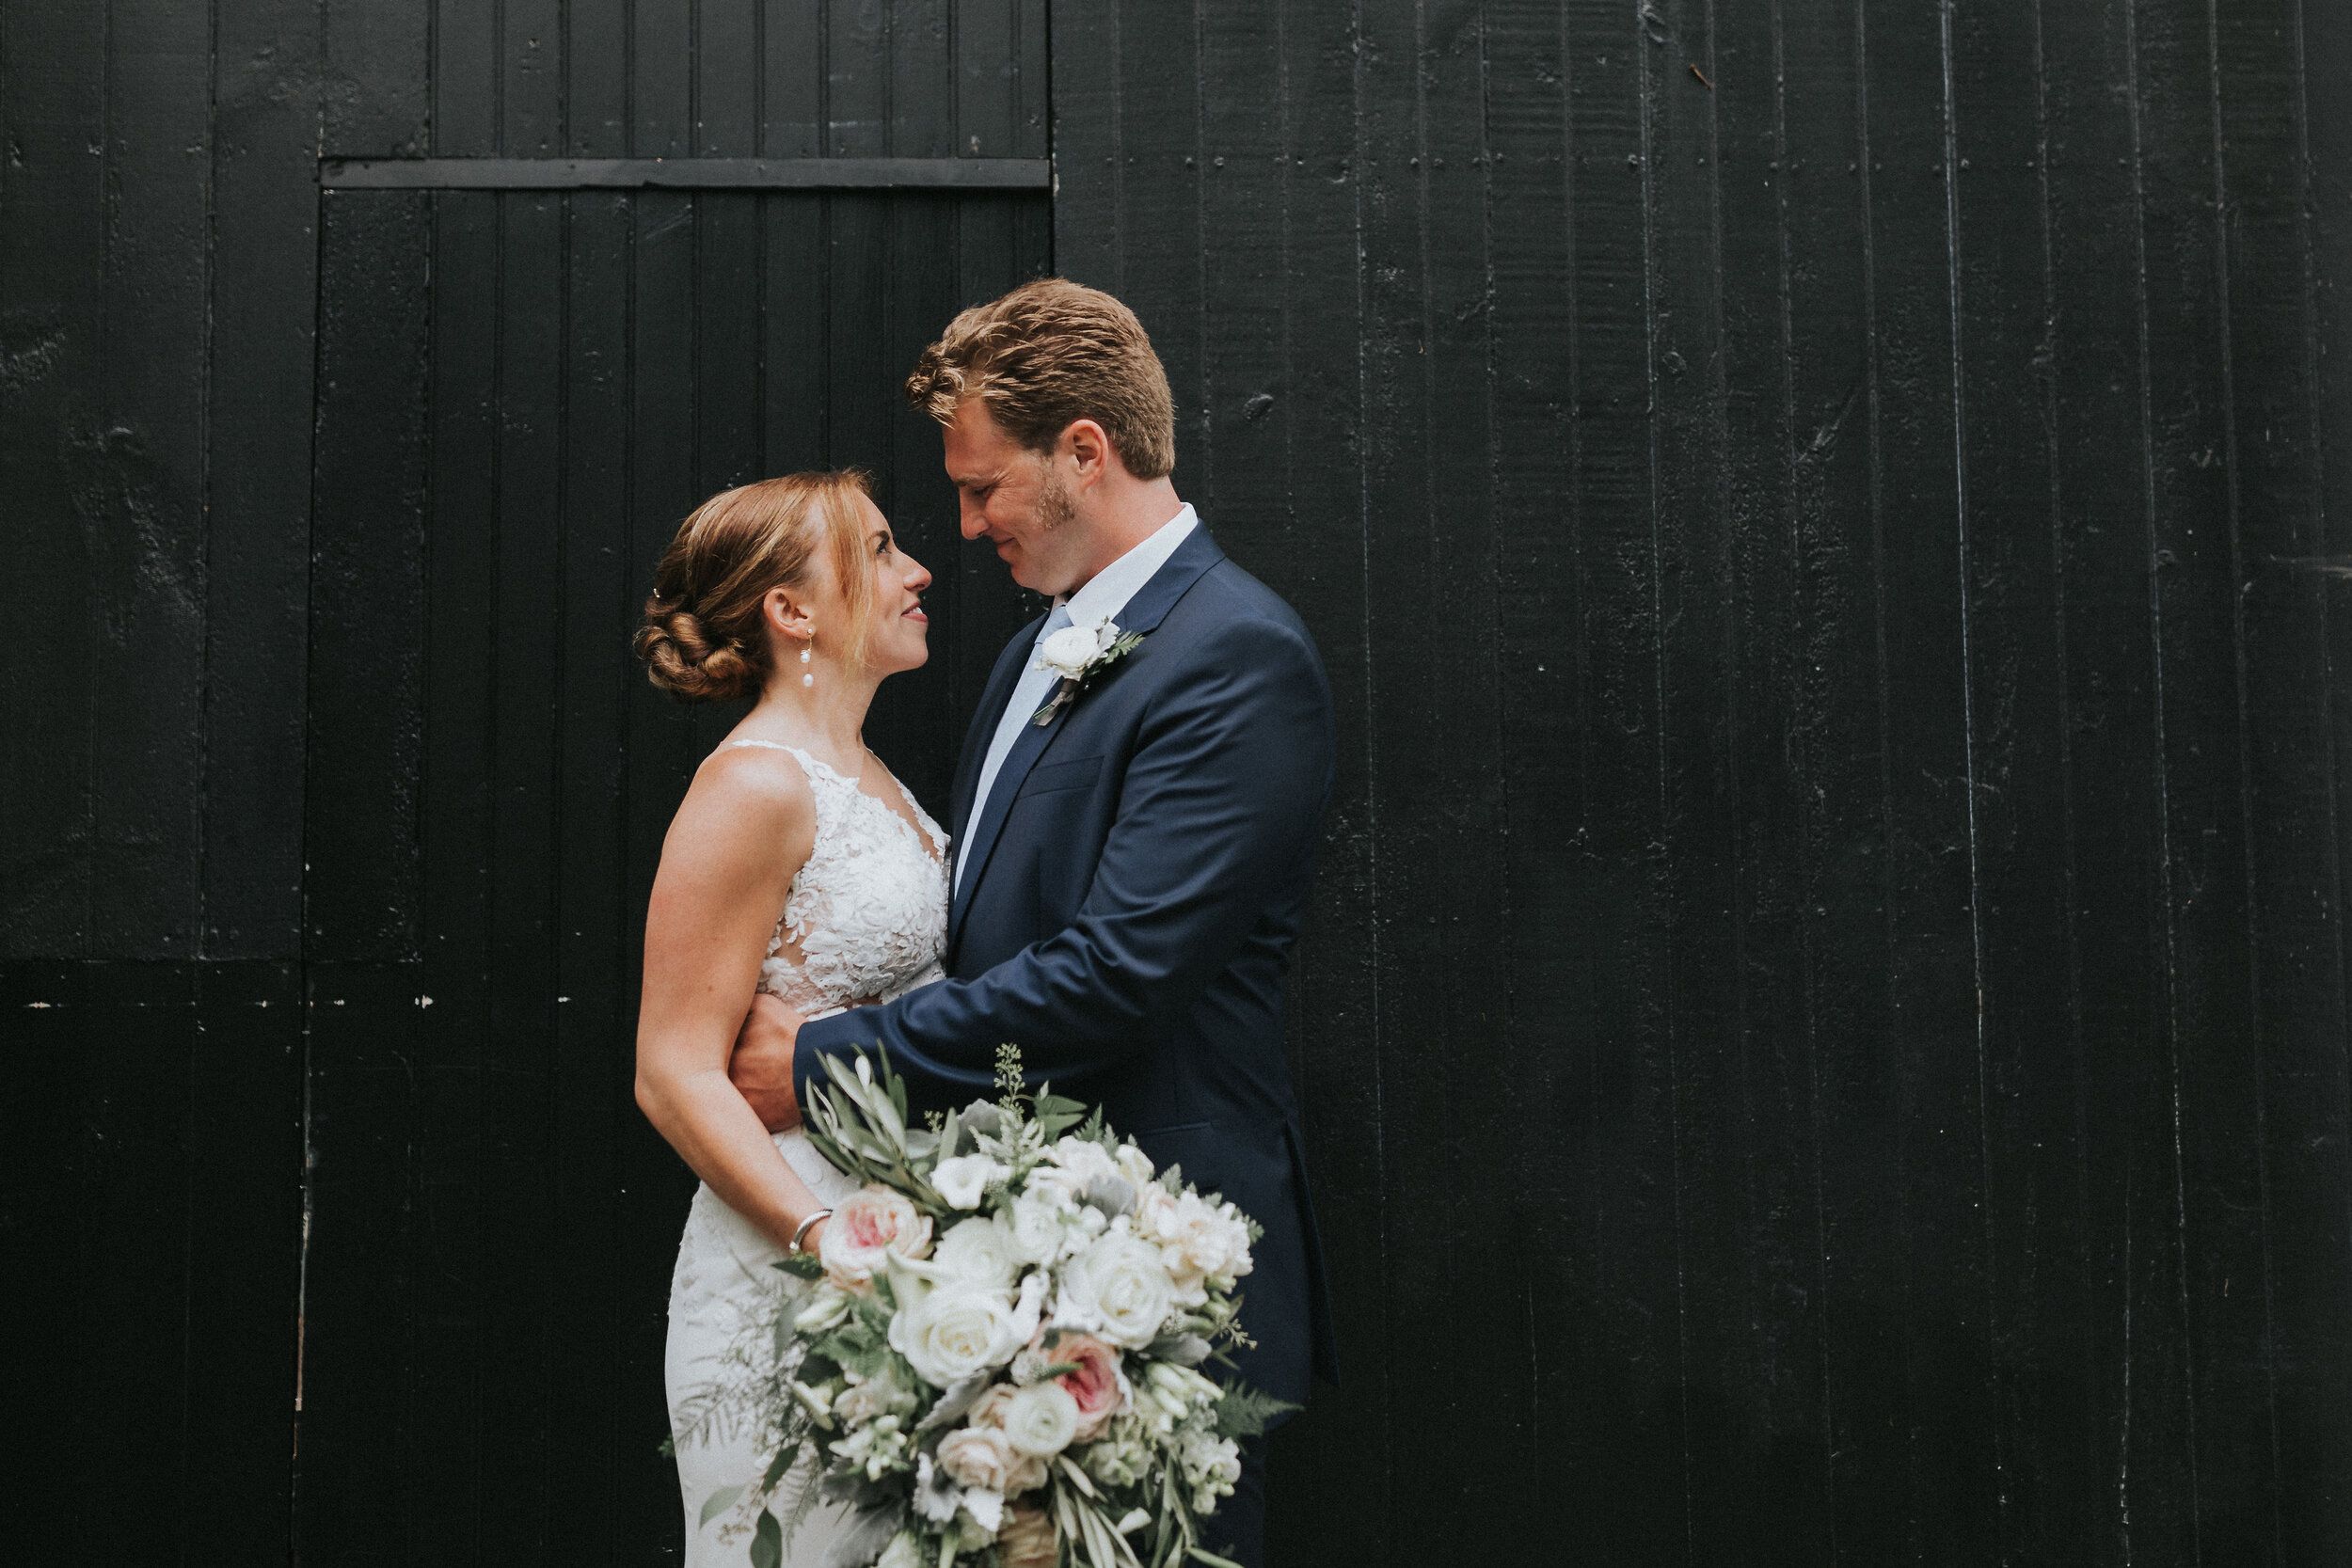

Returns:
845,492,933,675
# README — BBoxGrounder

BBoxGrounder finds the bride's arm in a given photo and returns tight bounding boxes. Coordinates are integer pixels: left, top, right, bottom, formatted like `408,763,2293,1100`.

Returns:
634,750,830,1254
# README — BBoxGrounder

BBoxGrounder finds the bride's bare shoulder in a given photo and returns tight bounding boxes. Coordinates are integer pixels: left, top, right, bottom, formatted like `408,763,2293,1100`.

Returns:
664,742,818,865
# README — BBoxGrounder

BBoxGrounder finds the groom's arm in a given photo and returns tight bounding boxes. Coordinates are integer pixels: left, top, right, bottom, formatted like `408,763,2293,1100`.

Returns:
792,614,1335,1109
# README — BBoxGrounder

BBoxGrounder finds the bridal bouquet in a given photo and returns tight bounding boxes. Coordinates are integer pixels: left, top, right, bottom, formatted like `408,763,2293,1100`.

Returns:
680,1046,1290,1568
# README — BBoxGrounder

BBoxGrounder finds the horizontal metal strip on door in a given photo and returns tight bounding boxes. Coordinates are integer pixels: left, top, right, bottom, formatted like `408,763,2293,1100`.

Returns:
318,156,1054,191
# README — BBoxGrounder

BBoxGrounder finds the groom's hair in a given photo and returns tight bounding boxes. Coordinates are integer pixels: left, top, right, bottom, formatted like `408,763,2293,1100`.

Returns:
904,279,1176,480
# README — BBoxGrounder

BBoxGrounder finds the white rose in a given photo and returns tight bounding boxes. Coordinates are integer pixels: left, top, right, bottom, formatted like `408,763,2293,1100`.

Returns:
891,1283,1024,1387
932,1153,1009,1211
937,1422,1019,1493
1048,1136,1120,1186
933,1216,1021,1289
1054,1232,1176,1349
1006,1188,1071,1264
1021,1163,1082,1210
1000,1382,1081,1457
1036,624,1103,679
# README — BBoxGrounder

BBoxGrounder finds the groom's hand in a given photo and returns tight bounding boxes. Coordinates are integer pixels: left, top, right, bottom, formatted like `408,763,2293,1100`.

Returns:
729,992,804,1132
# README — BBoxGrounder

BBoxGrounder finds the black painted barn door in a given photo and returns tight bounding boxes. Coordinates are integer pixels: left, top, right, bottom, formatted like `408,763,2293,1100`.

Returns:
294,185,1046,1561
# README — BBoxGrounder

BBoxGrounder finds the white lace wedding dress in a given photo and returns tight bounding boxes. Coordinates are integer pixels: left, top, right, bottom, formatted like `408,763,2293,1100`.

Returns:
665,740,949,1566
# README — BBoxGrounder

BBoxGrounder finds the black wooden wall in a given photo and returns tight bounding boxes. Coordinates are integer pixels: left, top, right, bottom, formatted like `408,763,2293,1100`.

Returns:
2,2,1049,1561
7,1,2352,1565
1048,1,2352,1563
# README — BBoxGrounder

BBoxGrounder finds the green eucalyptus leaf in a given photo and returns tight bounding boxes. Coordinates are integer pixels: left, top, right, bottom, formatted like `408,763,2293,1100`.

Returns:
749,1509,783,1568
698,1483,745,1528
760,1438,802,1492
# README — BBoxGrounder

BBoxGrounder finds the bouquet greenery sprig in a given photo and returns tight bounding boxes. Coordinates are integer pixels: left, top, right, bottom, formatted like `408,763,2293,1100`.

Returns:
675,1045,1294,1568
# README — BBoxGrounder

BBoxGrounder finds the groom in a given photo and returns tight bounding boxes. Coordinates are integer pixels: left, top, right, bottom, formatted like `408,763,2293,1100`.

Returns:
726,278,1337,1563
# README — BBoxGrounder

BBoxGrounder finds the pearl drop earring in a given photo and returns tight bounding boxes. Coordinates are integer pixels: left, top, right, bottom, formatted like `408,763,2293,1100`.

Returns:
801,640,814,687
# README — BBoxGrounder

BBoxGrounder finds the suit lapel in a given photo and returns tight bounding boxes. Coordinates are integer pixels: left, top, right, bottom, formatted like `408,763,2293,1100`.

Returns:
948,527,1228,948
949,685,1065,944
949,616,1043,842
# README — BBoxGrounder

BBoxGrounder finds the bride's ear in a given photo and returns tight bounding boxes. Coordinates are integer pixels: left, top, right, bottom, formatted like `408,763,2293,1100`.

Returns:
761,586,816,648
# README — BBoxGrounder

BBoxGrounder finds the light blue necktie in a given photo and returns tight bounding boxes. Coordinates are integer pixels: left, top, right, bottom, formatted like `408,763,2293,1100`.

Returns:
955,603,1073,896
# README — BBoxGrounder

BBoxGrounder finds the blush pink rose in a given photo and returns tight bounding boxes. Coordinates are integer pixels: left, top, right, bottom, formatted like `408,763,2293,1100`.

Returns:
819,1184,934,1292
1047,1333,1128,1440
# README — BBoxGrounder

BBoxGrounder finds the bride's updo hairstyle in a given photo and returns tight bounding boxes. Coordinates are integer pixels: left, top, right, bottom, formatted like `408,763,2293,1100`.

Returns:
634,470,875,703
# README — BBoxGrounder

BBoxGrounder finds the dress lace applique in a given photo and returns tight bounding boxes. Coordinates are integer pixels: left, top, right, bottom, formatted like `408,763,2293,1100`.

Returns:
727,741,948,1016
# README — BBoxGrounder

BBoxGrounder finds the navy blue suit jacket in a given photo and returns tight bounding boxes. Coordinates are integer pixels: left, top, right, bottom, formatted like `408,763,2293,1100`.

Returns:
793,524,1339,1402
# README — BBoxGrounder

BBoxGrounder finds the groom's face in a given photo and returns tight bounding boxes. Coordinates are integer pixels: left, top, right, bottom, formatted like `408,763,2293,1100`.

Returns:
944,401,1088,597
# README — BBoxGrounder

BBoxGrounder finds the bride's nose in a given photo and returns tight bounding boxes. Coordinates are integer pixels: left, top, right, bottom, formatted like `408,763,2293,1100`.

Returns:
902,554,933,593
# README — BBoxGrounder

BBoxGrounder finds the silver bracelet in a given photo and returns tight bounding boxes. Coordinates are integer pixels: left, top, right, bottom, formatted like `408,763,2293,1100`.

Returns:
789,1209,833,1254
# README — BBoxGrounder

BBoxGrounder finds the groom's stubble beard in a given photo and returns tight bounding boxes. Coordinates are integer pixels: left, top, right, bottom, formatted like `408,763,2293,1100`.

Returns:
1024,460,1087,594
1034,461,1077,533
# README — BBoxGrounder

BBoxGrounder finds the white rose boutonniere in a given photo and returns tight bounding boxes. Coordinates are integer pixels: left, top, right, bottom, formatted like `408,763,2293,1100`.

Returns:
1030,613,1145,726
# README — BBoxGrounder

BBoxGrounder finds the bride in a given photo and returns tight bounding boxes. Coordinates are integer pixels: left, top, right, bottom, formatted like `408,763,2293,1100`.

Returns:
631,470,946,1564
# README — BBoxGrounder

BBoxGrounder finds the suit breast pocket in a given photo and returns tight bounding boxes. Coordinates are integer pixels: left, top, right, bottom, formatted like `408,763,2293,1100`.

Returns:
1018,754,1103,799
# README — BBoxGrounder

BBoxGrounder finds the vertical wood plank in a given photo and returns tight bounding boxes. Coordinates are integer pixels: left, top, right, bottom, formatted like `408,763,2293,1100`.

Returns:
2126,0,2275,1549
0,0,103,953
434,0,500,154
1012,0,1049,160
502,0,563,156
2038,2,2188,1560
183,960,307,1562
56,967,204,1547
295,961,431,1564
1253,1,1380,1559
569,0,633,155
633,0,693,156
1048,0,1122,291
831,0,891,157
404,187,505,1563
957,0,1018,157
326,0,433,156
87,0,212,954
696,0,759,156
762,0,826,156
2237,0,2352,1560
1862,2,2010,1553
202,0,324,957
306,189,431,963
1111,0,1202,497
1946,1,2115,1560
469,186,568,1562
1768,0,1915,1558
889,0,951,157
1676,0,1838,1551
